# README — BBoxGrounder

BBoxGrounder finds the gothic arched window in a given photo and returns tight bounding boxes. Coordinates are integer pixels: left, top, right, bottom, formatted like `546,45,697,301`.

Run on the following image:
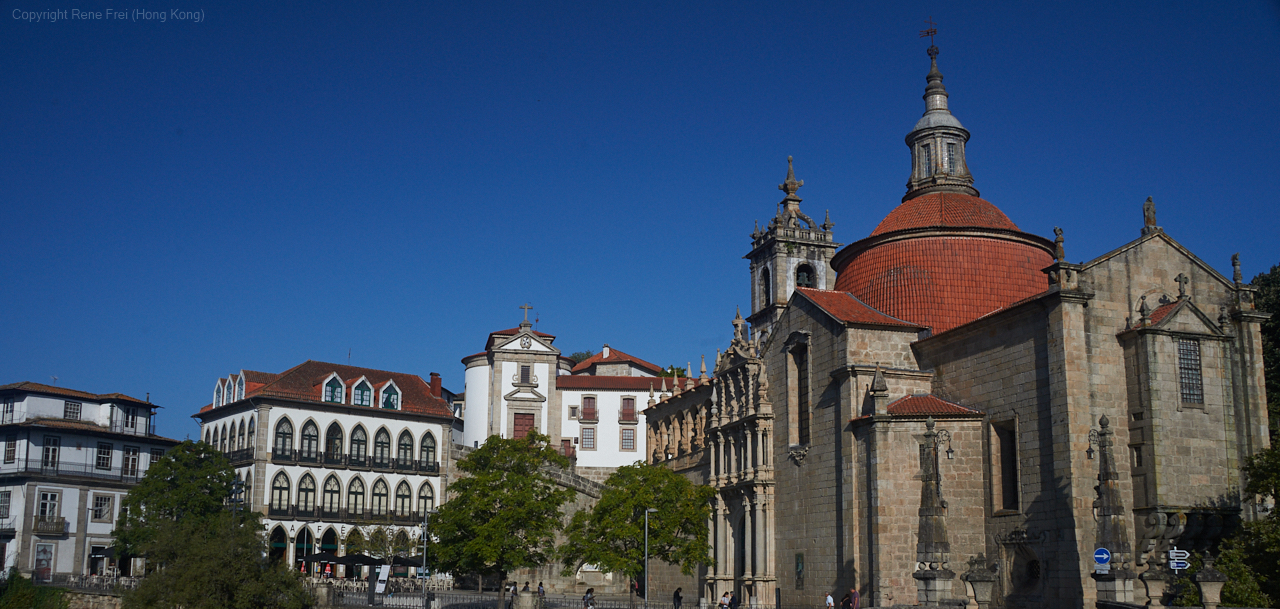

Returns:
325,423,343,460
397,431,413,465
394,482,412,516
373,429,391,465
247,417,255,451
371,480,389,516
270,472,290,510
300,422,319,459
796,264,815,289
418,482,435,513
238,420,246,450
347,478,365,515
420,432,437,465
273,419,293,455
298,474,316,512
349,426,367,458
322,476,341,514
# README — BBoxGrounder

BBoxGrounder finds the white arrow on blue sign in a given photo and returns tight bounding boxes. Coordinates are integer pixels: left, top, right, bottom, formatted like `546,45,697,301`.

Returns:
1169,549,1190,561
1094,548,1111,564
1169,559,1191,571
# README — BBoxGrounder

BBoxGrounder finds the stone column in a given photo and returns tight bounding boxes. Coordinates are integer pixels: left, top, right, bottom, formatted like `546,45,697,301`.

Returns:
1091,415,1137,603
744,496,755,580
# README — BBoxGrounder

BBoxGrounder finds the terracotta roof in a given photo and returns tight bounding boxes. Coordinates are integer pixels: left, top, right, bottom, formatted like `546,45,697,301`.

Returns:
206,360,453,419
15,417,180,443
0,382,151,406
834,235,1054,334
886,394,982,417
871,193,1020,236
570,347,664,375
557,375,706,392
1149,302,1178,325
794,288,923,329
921,288,1057,342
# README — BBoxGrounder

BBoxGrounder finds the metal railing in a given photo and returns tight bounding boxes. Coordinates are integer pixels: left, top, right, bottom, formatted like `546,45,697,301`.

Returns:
266,451,439,475
0,458,144,484
32,515,67,535
266,505,432,525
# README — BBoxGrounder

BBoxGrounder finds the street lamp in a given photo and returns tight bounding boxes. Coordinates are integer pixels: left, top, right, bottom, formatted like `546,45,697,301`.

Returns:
644,508,658,609
422,508,437,609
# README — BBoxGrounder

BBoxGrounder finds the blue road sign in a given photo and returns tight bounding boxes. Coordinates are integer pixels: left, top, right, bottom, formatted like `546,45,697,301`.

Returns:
1094,548,1111,564
1169,560,1191,571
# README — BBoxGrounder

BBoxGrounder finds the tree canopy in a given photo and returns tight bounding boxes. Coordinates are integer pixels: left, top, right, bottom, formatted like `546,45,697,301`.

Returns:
115,441,311,609
559,462,715,580
431,431,574,581
346,525,418,564
1251,264,1280,439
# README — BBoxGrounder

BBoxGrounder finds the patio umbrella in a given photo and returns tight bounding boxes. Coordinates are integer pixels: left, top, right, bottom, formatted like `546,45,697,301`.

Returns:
390,555,423,567
334,553,382,566
300,551,340,563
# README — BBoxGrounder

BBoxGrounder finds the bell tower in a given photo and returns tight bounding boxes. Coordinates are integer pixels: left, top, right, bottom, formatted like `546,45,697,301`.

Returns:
744,156,841,339
903,44,979,202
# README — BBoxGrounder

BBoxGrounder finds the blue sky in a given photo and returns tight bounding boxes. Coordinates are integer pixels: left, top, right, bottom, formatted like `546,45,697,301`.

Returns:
3,1,1278,441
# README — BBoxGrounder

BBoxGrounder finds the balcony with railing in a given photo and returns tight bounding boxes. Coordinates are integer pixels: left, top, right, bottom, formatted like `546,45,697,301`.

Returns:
0,458,143,484
33,515,67,536
264,505,427,526
579,407,598,423
227,448,254,465
323,452,346,468
271,448,295,464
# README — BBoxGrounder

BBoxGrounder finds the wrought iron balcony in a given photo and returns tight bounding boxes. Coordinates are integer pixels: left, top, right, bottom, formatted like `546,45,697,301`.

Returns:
33,515,67,536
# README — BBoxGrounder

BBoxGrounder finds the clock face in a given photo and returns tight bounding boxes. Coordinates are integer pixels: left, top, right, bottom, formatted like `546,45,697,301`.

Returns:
520,336,532,349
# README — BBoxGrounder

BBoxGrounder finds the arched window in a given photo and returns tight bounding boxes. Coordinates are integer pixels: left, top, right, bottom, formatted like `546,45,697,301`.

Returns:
220,424,229,452
350,426,368,461
344,528,364,554
270,472,290,510
347,478,365,515
274,419,293,456
269,526,287,562
203,427,210,444
325,423,343,460
373,429,391,465
394,481,412,516
397,431,413,465
761,267,772,305
298,474,316,512
324,377,344,403
371,480,389,516
212,427,220,451
418,482,435,513
382,385,400,410
796,264,815,289
300,421,319,459
353,381,372,407
420,432,437,465
322,476,341,514
245,471,253,506
247,417,256,451
238,420,246,450
393,530,410,550
237,376,244,401
214,383,223,408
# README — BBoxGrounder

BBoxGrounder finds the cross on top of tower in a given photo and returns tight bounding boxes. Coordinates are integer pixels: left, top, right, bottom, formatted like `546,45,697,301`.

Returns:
519,303,533,323
920,17,939,57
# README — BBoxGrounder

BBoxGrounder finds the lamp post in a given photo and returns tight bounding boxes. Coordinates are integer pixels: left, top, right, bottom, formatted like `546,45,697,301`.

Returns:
422,508,437,609
644,508,658,609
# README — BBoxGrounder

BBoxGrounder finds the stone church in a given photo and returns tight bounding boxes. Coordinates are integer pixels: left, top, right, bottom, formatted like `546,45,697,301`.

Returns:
644,44,1271,609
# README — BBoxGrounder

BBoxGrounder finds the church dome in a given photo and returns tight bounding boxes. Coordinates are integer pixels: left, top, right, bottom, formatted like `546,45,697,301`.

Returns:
870,192,1019,236
830,47,1054,335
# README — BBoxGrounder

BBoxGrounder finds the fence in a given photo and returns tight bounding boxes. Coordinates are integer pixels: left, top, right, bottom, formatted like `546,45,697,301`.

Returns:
32,573,141,593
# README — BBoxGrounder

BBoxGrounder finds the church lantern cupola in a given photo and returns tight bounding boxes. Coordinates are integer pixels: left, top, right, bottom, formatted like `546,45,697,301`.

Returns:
904,45,979,202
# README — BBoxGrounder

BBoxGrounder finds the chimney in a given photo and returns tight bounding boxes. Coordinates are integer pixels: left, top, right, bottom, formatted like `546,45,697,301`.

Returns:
602,344,611,359
429,373,442,398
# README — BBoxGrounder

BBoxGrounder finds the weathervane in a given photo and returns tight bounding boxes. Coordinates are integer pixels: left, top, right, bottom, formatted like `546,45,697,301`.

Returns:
920,17,939,58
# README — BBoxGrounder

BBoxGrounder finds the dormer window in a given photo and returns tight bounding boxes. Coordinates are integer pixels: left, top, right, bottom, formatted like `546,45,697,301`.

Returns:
796,264,815,289
324,377,344,403
381,385,400,410
237,376,245,400
214,383,223,407
353,382,372,407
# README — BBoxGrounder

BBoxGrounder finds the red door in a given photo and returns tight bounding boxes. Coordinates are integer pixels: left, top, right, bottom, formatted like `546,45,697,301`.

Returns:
513,413,535,439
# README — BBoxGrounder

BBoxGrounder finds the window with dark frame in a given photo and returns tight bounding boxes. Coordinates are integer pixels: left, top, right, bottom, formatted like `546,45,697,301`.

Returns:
270,473,290,510
946,142,957,172
122,446,139,477
38,491,59,518
347,478,365,515
324,378,344,403
582,396,597,421
41,436,60,469
922,144,933,177
63,402,81,421
2,399,13,423
621,397,636,422
150,448,164,465
3,435,14,464
96,443,113,470
569,406,578,419
92,495,112,520
520,365,531,384
581,427,596,450
1178,338,1204,404
322,477,341,513
371,480,389,515
0,491,9,518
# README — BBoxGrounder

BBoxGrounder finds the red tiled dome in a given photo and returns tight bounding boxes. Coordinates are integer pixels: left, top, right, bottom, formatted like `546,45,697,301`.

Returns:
871,192,1019,236
832,194,1054,334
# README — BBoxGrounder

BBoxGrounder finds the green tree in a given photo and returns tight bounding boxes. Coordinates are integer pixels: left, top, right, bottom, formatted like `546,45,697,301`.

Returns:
431,431,574,586
559,463,715,584
658,366,688,378
345,525,417,564
1252,264,1280,439
0,568,68,609
115,441,311,609
568,351,595,364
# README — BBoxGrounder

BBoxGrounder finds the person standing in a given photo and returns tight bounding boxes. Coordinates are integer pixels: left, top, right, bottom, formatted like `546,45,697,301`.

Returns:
849,587,859,609
729,592,739,609
825,592,834,609
673,587,683,609
538,582,546,599
719,591,731,609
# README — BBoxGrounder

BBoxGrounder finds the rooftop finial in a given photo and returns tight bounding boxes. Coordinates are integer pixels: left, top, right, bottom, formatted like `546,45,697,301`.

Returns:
1232,253,1242,285
778,156,803,199
821,209,833,231
1053,227,1065,262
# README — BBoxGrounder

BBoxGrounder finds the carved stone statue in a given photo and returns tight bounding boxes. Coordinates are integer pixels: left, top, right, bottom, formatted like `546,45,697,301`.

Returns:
1053,227,1065,262
1143,196,1157,228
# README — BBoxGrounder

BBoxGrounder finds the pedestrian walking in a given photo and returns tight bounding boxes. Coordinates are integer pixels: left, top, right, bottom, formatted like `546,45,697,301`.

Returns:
584,587,596,609
825,592,834,609
719,591,731,609
729,592,739,609
538,582,546,598
673,587,683,609
840,594,852,609
849,587,859,609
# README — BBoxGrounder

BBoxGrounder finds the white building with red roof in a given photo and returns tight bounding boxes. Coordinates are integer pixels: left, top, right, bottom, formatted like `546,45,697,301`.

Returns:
0,381,180,582
193,360,455,574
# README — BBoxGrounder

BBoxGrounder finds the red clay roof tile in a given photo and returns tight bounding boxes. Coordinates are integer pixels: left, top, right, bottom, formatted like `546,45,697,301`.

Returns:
794,288,923,328
886,394,982,416
217,360,453,418
570,347,664,375
871,193,1020,236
